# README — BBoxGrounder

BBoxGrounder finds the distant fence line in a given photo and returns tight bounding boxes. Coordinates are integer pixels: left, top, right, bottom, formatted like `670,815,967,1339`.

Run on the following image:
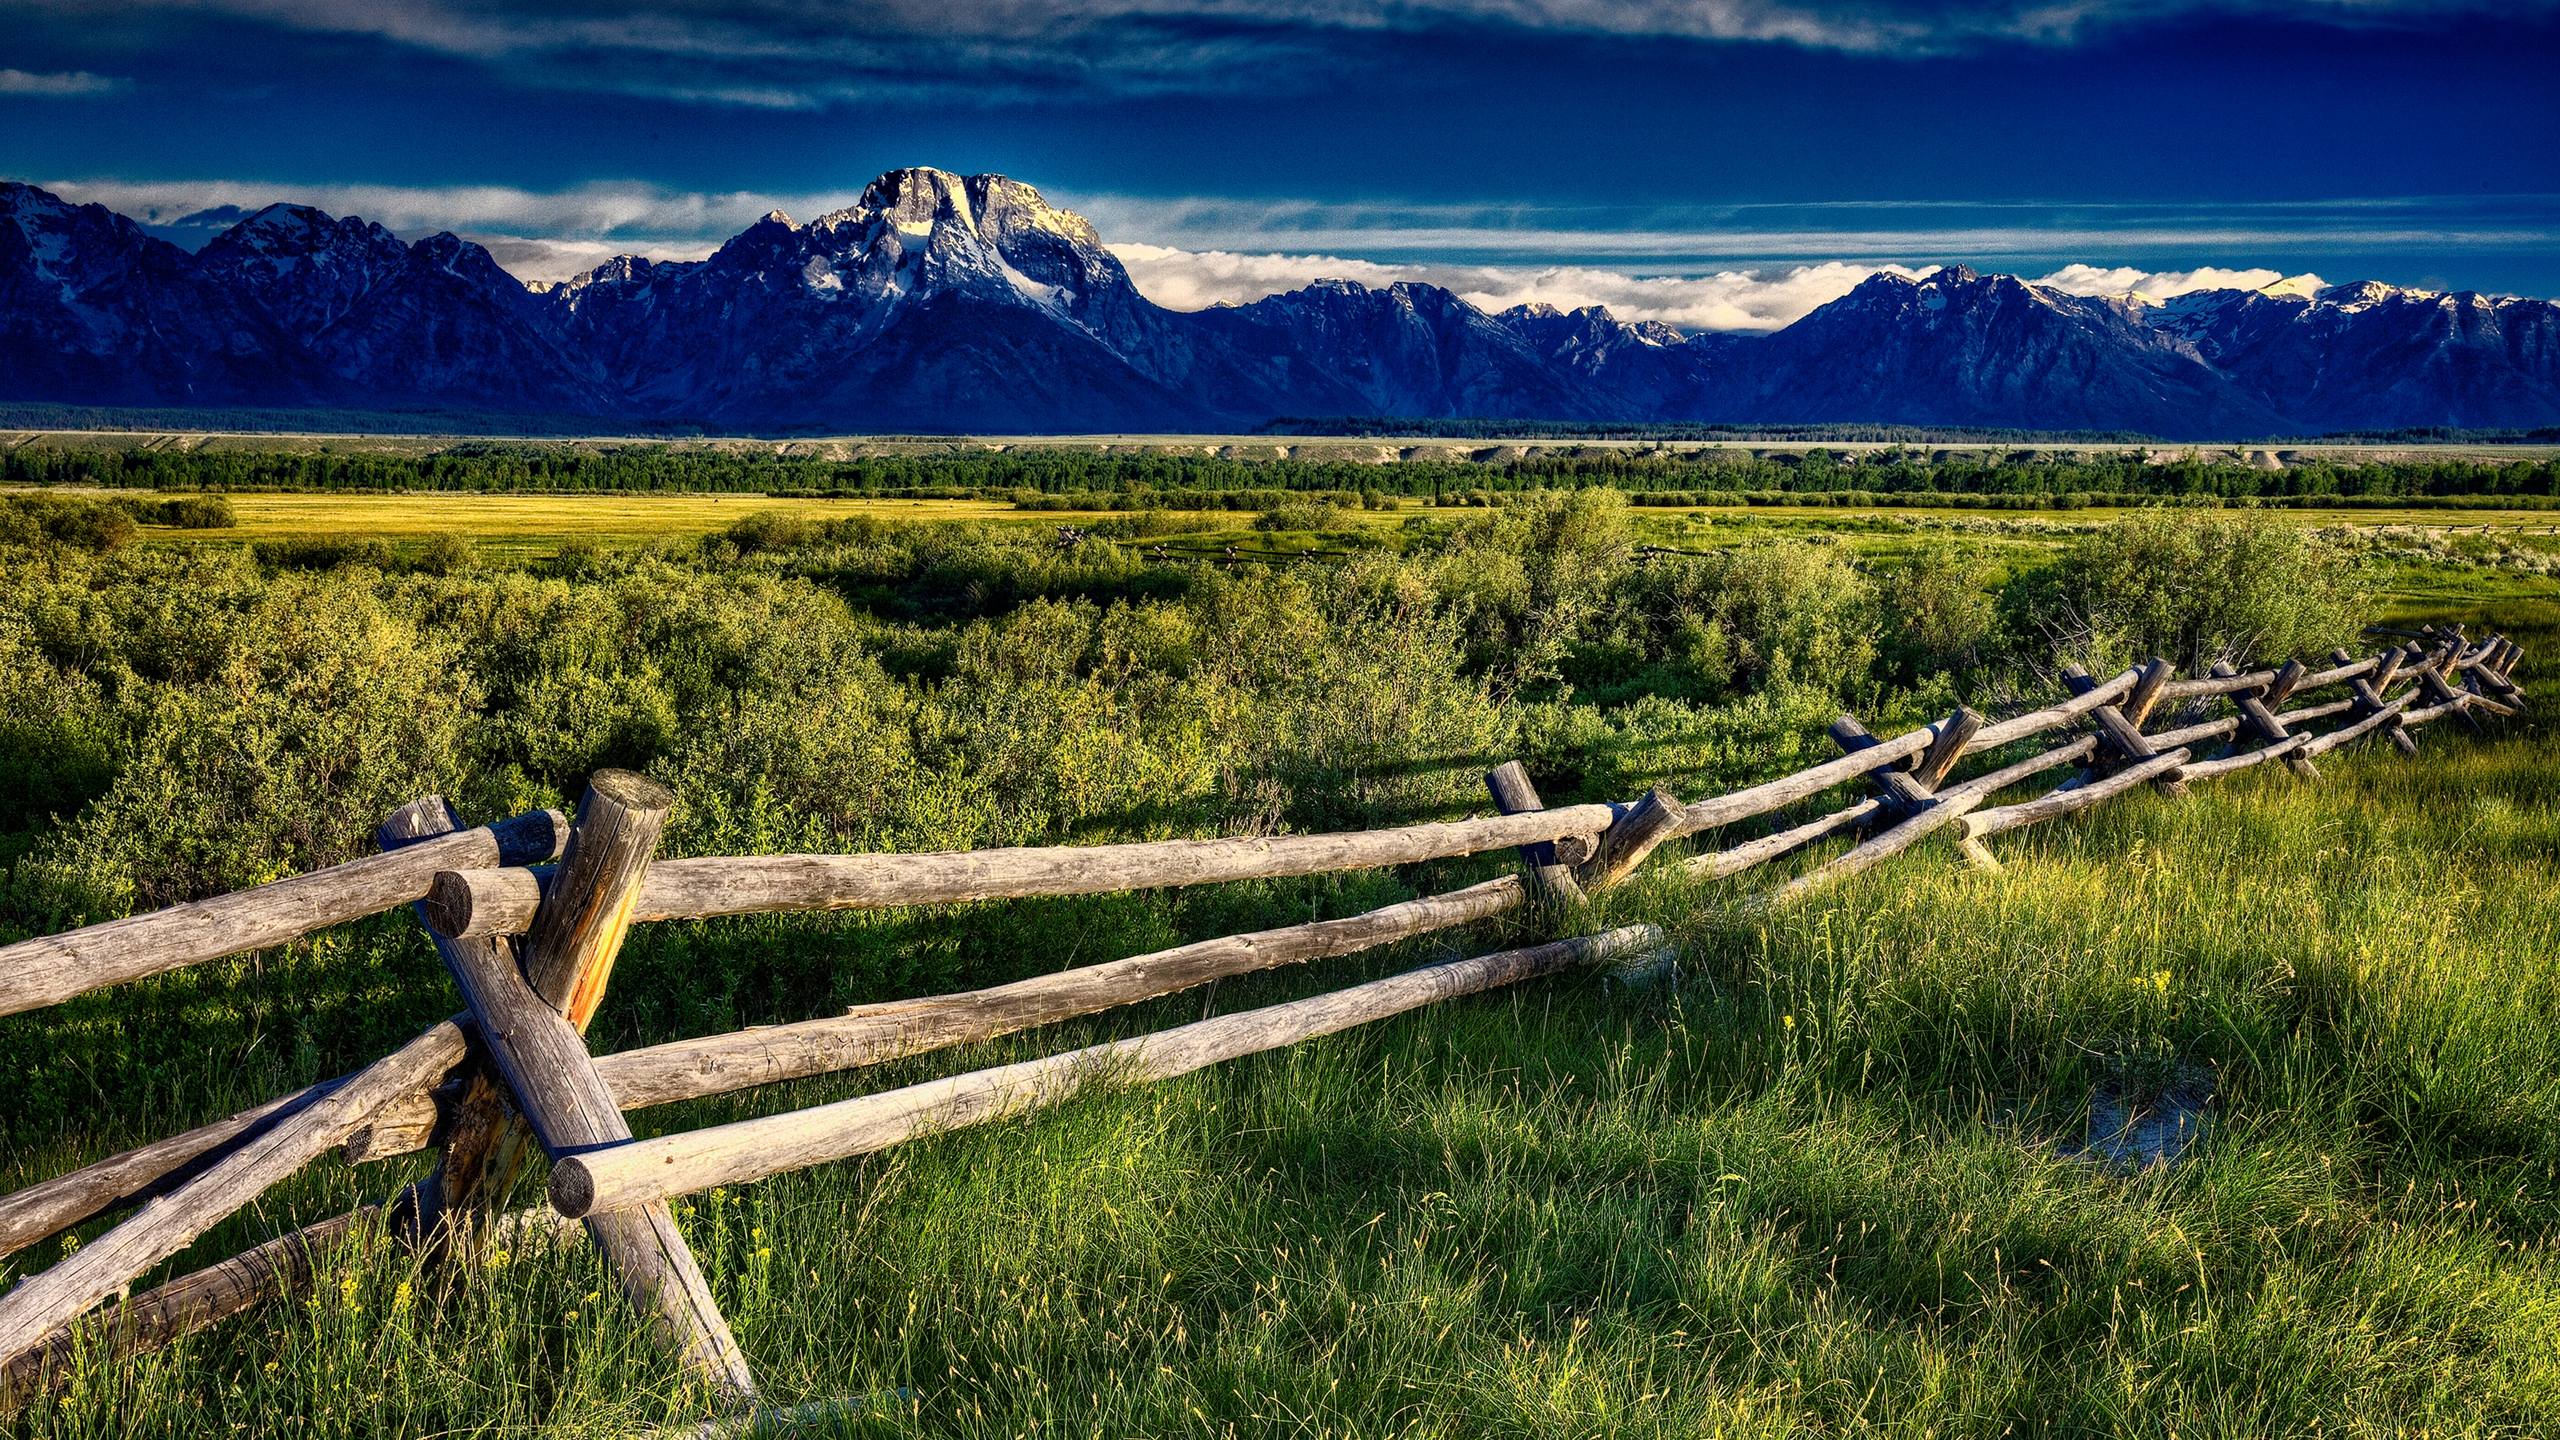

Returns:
0,622,2529,1425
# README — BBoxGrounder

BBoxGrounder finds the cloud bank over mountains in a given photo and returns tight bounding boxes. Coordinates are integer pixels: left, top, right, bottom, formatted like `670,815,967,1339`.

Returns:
1110,246,2330,332
39,175,2471,334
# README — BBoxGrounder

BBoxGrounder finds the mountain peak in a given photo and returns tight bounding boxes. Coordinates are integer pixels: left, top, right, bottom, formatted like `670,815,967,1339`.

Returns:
2315,279,2419,310
1927,265,1981,285
206,202,402,263
0,180,78,219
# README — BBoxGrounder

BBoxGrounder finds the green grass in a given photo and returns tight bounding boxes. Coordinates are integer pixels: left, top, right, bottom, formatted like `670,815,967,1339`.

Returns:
1,515,2553,1437
10,665,2555,1437
29,484,2558,571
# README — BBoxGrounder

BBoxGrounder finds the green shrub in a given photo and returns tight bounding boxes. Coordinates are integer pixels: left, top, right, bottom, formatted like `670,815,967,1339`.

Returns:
2023,511,2367,671
1252,498,1349,532
253,537,396,571
1880,550,1997,679
412,533,475,575
0,494,137,553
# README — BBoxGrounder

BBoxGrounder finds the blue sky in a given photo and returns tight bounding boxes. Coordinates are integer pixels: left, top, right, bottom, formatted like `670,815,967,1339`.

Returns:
4,0,2555,328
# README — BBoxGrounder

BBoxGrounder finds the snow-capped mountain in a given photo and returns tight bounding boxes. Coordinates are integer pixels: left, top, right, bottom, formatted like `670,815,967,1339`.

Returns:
1712,266,2291,436
3,170,2556,435
1203,279,1616,421
0,182,333,406
2140,281,2560,431
198,205,612,413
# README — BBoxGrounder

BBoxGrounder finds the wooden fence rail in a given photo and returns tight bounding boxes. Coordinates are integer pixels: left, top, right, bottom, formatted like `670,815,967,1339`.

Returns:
0,622,2528,1423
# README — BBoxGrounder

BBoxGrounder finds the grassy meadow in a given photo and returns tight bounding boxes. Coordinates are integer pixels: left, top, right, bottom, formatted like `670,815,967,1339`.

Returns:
1,464,2556,1437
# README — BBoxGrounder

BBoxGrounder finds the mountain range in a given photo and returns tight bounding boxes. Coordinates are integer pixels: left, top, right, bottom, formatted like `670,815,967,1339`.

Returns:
5,168,2557,438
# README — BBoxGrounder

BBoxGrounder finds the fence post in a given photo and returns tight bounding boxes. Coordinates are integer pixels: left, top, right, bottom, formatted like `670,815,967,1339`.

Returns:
2334,646,2419,757
1483,762,1586,906
1910,706,1985,791
425,772,758,1406
2062,660,2188,798
2464,635,2528,712
1826,716,1937,814
1579,788,1687,890
2120,657,2176,731
2408,645,2485,734
2211,661,2322,781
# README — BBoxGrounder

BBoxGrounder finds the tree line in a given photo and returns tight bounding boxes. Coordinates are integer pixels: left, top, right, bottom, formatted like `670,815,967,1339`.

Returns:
3,441,2554,506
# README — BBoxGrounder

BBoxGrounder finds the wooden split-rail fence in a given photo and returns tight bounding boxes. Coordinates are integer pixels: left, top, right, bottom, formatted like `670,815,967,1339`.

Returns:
0,621,2530,1424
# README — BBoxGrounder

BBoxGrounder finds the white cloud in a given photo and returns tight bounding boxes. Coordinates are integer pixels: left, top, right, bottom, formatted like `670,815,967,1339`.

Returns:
1112,243,1930,329
0,67,125,96
1068,191,2554,262
41,175,837,280
2032,262,2327,298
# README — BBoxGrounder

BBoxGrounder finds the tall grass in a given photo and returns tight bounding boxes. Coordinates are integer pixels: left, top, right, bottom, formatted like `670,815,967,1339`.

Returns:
9,714,2555,1436
1,513,2552,1437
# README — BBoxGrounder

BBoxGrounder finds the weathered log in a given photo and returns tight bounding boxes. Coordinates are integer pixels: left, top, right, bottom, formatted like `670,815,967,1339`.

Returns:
2404,694,2474,728
1955,836,2002,871
2299,691,2418,758
1969,667,2142,749
427,803,1621,940
2215,662,2322,781
0,802,526,1266
2456,683,2521,718
2061,659,2187,796
1676,667,2136,837
1954,748,2193,843
351,878,1526,1161
0,1021,468,1370
1910,706,1986,790
373,799,533,1237
621,877,1533,1116
2176,736,2304,781
2158,666,2278,700
2146,714,2241,751
526,771,674,1025
1777,735,2101,896
2296,654,2380,693
2120,659,2177,730
0,807,565,1019
2411,652,2487,734
1483,762,1586,905
550,925,1670,1220
2334,646,2420,758
1828,716,1936,814
2370,645,2408,695
0,1085,329,1264
1685,799,1882,881
2474,639,2526,703
1,1204,380,1407
2272,697,2358,729
1769,793,1983,900
2260,658,2310,710
1579,790,1687,890
428,776,757,1404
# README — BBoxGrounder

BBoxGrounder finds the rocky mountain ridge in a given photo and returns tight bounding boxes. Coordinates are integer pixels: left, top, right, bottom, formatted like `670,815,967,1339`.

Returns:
4,171,2555,436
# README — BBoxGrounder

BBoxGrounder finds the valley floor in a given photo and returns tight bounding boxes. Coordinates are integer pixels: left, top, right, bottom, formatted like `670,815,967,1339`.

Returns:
1,517,2553,1438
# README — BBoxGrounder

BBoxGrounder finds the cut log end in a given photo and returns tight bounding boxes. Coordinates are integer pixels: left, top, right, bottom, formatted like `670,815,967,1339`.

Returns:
588,768,678,814
425,867,546,942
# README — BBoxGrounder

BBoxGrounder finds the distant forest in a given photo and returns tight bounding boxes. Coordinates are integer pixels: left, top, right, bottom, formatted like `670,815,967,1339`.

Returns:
4,441,2556,508
1261,417,2560,445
